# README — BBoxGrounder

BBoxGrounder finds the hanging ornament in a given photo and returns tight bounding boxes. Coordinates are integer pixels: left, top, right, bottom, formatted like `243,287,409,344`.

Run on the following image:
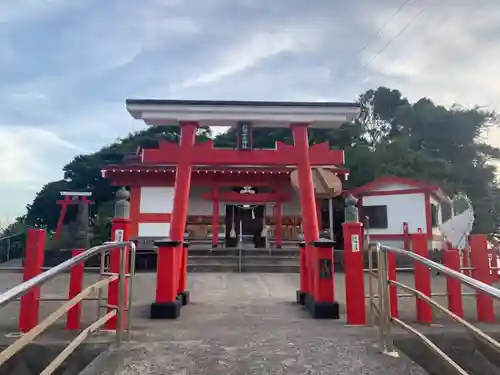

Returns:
251,207,256,220
239,186,255,194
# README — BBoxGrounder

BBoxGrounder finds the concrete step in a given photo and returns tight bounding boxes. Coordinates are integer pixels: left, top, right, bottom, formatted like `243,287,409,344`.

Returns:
0,343,106,375
188,255,239,262
189,248,300,257
240,264,300,273
187,263,300,273
187,254,299,273
395,331,500,375
241,256,298,265
187,264,239,272
188,255,298,260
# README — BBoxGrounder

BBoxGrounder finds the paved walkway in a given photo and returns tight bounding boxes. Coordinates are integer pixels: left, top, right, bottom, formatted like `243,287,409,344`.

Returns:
81,273,426,375
0,271,499,373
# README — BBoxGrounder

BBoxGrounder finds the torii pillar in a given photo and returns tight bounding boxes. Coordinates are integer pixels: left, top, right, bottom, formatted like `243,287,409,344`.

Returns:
151,121,197,319
291,123,339,319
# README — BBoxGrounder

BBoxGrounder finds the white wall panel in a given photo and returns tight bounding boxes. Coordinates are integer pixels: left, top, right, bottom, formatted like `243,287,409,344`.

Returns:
363,193,427,235
140,187,175,213
138,222,171,237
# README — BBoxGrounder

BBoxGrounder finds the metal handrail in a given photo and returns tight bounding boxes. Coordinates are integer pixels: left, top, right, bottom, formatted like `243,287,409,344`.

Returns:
0,240,136,374
369,242,500,375
379,244,500,300
0,241,133,308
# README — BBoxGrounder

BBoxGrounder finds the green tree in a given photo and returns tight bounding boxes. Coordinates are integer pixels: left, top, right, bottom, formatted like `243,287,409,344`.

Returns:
25,126,212,233
16,87,500,242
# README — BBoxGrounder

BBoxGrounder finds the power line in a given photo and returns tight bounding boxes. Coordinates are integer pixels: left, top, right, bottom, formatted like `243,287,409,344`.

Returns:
362,7,425,71
357,0,414,57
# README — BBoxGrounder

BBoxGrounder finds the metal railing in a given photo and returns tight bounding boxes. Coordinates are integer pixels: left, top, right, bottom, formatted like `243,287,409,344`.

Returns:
368,243,500,375
0,240,136,375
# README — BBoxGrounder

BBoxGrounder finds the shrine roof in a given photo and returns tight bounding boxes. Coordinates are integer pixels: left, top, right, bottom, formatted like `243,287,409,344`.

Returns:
101,140,346,170
101,164,349,175
126,99,360,128
348,177,449,202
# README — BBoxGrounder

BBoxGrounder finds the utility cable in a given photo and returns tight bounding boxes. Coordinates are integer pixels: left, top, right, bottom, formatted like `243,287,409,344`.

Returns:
362,7,425,71
357,0,414,58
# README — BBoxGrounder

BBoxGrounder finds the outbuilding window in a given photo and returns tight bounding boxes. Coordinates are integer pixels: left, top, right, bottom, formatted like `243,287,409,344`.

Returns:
363,205,388,229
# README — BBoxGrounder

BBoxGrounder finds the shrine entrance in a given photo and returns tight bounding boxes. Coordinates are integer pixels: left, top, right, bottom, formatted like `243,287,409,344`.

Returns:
107,98,360,320
225,204,265,248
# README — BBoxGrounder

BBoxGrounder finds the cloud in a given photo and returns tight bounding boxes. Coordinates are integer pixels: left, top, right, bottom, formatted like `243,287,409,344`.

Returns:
360,2,500,105
0,127,83,187
0,0,499,221
0,0,76,25
176,25,327,89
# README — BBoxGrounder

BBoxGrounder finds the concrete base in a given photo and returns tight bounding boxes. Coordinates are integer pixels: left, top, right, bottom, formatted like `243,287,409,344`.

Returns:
150,301,181,319
296,290,306,305
177,290,190,306
305,293,339,319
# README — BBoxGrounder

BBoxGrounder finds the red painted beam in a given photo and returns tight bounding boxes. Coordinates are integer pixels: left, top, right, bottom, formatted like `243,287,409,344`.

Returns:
202,191,289,203
142,140,344,166
104,173,290,188
137,213,172,222
357,188,427,197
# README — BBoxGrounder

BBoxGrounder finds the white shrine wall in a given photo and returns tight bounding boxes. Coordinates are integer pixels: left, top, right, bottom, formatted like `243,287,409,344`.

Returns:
133,185,304,238
136,186,174,237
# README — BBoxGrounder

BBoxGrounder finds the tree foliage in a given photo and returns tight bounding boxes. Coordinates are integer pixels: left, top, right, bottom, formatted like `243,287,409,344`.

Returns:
5,86,499,260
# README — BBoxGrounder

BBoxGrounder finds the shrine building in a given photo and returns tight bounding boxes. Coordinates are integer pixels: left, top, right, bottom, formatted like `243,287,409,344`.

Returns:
352,177,451,251
101,99,452,256
101,100,359,250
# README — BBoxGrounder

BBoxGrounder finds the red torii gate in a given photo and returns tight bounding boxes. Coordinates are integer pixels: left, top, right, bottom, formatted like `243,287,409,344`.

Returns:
123,99,360,319
148,127,340,319
55,192,93,240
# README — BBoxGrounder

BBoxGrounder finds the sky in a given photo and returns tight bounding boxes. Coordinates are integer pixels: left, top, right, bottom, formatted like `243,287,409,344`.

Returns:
0,0,499,223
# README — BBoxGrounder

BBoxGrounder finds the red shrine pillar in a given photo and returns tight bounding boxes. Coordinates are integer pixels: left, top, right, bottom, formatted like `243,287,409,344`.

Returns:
19,229,46,332
212,186,219,248
291,123,338,319
151,121,197,319
343,222,366,325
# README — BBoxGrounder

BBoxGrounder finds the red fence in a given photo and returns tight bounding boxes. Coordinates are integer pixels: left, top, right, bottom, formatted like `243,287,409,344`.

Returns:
343,226,498,325
8,222,131,333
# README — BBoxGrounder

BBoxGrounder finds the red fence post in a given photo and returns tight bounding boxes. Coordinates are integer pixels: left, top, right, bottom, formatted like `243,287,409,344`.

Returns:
411,233,432,324
151,240,181,319
309,240,338,319
342,222,366,325
66,249,84,330
469,234,495,323
19,228,46,333
106,217,131,329
443,249,464,318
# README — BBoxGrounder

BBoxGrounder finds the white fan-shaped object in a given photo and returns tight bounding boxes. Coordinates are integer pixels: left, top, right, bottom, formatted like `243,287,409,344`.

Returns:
439,193,474,249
